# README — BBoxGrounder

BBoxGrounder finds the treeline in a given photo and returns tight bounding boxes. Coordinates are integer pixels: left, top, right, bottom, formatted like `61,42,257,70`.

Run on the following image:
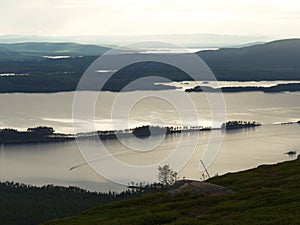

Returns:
0,181,156,225
0,124,211,145
0,165,183,225
0,126,73,144
78,125,211,140
1,122,264,144
185,83,300,93
222,121,261,130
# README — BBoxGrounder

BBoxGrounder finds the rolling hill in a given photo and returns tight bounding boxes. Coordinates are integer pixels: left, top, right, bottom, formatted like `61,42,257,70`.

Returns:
198,39,300,80
0,39,299,92
0,42,110,55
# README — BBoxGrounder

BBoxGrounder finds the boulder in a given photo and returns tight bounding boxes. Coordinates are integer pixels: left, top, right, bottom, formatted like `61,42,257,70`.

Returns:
169,180,234,196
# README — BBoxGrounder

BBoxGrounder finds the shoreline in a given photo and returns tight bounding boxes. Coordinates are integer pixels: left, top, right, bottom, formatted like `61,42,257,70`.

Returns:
0,80,299,94
1,157,298,195
1,120,299,145
185,82,300,93
0,121,262,145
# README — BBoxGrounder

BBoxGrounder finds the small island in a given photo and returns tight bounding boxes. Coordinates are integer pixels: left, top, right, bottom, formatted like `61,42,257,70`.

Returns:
221,121,261,130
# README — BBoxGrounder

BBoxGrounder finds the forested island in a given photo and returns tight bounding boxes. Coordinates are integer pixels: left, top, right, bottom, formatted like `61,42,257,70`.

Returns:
0,121,263,144
2,119,299,145
3,119,298,144
0,126,73,144
185,83,300,93
221,121,261,130
1,120,291,144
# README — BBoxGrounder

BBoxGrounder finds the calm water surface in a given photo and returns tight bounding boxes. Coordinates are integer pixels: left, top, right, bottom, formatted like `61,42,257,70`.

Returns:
0,91,299,191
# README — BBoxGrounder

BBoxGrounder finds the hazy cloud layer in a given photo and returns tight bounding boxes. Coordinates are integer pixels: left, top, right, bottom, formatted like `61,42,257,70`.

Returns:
0,0,300,37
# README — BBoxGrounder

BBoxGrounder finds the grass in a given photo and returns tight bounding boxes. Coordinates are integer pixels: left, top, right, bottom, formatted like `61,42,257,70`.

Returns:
42,159,300,225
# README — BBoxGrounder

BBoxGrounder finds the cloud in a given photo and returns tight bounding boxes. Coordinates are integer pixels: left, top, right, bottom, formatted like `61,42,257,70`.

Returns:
0,0,300,37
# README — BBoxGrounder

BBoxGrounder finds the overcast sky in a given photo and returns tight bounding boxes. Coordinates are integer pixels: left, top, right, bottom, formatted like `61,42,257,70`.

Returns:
1,0,300,38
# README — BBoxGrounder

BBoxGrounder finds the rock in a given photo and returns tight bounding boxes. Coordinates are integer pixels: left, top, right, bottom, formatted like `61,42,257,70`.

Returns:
169,180,234,196
285,151,297,155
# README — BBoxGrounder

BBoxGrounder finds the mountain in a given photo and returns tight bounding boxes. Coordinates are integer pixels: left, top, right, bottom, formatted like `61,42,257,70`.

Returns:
0,34,271,48
0,42,110,61
198,39,300,80
0,39,299,93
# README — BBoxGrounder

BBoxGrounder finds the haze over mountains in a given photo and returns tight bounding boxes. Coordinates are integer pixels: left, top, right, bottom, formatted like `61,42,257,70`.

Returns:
0,38,299,92
0,33,271,47
0,42,109,57
0,42,109,61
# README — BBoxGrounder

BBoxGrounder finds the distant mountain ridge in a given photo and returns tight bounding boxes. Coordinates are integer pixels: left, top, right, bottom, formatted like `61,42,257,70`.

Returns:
198,39,300,80
0,33,271,47
0,39,299,93
0,42,109,61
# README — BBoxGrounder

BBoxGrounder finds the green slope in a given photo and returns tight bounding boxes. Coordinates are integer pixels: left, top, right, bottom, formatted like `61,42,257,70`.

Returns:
42,159,300,225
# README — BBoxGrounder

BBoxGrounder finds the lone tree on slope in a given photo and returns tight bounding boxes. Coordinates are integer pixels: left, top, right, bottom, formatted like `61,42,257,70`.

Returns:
158,165,179,188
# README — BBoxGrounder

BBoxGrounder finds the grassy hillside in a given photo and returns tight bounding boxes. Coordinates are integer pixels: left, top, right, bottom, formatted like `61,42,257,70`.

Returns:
42,159,300,225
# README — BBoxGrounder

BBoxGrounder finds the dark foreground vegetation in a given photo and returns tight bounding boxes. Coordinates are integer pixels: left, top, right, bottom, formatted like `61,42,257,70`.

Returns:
0,181,154,225
42,159,300,225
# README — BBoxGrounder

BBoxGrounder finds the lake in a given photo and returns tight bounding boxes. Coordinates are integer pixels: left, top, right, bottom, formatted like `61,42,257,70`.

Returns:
0,91,299,192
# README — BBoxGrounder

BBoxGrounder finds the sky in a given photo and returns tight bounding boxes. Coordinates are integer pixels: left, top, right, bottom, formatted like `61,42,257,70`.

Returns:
1,0,300,38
